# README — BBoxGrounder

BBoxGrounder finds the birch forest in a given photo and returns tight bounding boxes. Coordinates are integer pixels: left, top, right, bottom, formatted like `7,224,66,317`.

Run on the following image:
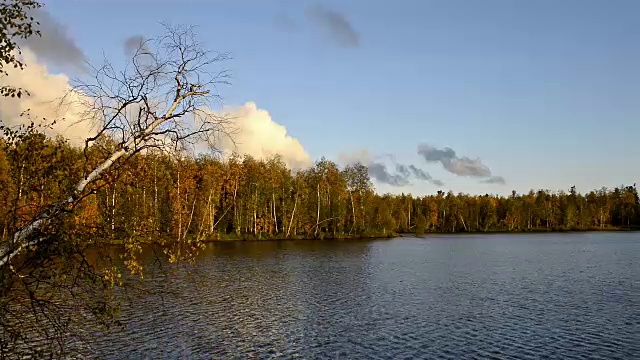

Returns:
1,134,638,245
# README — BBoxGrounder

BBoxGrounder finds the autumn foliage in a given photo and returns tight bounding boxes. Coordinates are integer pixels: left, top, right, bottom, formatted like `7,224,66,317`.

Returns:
1,135,639,246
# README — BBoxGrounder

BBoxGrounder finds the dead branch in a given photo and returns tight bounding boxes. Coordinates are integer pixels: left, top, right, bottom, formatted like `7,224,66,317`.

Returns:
1,23,231,268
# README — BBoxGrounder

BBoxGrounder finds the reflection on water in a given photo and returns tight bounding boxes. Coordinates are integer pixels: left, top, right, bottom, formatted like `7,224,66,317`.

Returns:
97,233,640,359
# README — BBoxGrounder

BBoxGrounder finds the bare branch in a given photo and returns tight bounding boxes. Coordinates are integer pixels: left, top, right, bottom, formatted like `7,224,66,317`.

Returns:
1,23,231,267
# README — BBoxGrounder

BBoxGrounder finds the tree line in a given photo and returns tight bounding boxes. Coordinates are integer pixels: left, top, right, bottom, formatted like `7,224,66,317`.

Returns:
1,134,638,245
1,2,639,356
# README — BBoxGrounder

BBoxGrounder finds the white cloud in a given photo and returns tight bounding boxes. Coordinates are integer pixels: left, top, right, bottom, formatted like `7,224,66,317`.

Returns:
0,49,97,145
1,52,311,170
216,102,311,169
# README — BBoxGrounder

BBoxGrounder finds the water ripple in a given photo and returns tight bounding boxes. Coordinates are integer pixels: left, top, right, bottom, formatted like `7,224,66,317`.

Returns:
95,233,640,359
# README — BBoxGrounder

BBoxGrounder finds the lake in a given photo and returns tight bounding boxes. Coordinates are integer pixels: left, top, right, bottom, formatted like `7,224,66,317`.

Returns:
97,232,640,359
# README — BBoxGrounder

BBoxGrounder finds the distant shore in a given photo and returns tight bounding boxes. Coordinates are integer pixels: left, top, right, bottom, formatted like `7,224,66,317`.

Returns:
102,226,639,246
400,226,639,237
205,226,639,242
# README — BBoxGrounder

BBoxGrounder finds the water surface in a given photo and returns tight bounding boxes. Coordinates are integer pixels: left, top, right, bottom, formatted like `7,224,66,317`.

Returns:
99,232,640,359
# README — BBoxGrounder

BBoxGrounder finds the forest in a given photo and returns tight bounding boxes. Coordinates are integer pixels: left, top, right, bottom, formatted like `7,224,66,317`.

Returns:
1,133,639,246
2,2,639,358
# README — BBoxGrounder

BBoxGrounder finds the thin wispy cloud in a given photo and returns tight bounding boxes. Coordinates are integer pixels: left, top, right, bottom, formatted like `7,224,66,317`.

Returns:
305,4,360,48
407,164,445,186
397,164,445,186
274,4,361,48
19,7,86,71
417,143,506,185
273,13,299,31
369,162,410,187
418,144,491,177
123,35,147,55
340,149,443,187
481,176,506,185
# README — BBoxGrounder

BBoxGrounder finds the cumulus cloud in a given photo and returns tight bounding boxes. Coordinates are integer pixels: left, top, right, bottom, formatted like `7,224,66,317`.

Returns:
216,102,312,169
305,5,360,47
3,12,311,172
0,51,309,172
339,149,442,187
417,143,506,185
0,49,97,145
19,7,86,71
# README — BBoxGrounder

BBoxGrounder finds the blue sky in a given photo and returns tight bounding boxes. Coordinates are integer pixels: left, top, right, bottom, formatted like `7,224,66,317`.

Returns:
39,0,640,196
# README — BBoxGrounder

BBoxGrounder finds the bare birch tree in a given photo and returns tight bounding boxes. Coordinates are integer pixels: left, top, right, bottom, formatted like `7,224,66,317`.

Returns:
0,23,231,357
0,24,231,268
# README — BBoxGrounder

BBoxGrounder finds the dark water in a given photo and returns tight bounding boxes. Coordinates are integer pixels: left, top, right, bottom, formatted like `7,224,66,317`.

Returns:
98,232,640,359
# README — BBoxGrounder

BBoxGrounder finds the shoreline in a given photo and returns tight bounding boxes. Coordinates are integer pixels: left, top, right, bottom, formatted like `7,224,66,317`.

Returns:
401,226,639,237
198,226,639,243
101,227,638,246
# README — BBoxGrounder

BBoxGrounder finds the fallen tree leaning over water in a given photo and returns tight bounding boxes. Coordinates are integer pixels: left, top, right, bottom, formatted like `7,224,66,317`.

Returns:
1,24,230,268
0,20,231,357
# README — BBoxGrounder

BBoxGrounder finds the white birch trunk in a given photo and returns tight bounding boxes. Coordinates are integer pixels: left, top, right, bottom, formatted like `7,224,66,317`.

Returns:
286,194,298,239
1,90,200,267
